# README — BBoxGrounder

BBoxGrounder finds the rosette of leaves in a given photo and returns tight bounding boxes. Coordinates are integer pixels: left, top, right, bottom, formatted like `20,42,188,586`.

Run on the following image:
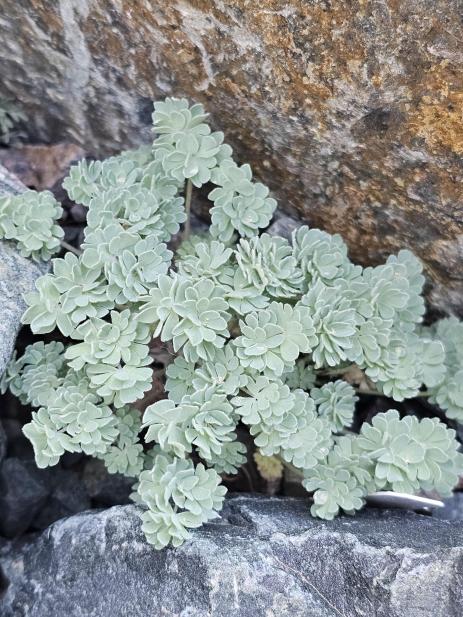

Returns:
47,384,119,455
234,303,316,377
280,390,333,469
362,263,410,321
138,275,231,361
302,435,375,519
105,235,173,303
142,398,195,458
85,364,153,409
99,407,145,477
217,265,269,315
183,390,238,462
22,252,113,336
0,341,66,406
63,155,141,206
143,389,237,462
140,171,187,240
282,358,317,391
155,132,231,188
192,343,248,396
209,160,277,241
86,182,184,243
0,190,63,261
356,409,463,494
177,240,233,283
292,226,349,287
176,233,210,260
303,465,366,520
346,315,393,369
231,376,297,456
65,309,151,370
137,454,227,549
235,233,303,299
299,281,357,368
311,380,358,432
152,98,210,143
22,408,80,468
365,332,424,401
86,186,161,234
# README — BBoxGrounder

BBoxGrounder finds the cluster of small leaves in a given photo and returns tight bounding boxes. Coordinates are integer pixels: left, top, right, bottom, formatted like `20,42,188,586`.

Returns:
0,190,63,261
3,98,463,550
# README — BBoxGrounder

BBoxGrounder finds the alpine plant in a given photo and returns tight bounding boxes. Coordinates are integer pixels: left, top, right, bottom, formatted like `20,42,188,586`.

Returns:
1,97,463,549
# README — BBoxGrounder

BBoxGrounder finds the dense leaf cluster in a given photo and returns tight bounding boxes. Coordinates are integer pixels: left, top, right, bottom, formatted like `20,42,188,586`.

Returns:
2,98,463,548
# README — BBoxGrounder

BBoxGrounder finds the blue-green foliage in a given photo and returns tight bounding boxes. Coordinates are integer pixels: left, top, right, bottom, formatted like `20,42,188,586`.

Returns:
2,98,463,549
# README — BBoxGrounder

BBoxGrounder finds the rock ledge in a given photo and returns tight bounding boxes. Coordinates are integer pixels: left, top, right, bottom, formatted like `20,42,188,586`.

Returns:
1,495,462,617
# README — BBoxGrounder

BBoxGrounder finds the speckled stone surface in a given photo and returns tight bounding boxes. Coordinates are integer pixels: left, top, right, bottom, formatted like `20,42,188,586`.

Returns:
0,165,47,376
1,495,462,617
0,1,462,314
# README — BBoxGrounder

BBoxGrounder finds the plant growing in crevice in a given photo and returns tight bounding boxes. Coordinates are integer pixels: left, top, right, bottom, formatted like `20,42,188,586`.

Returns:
2,98,463,548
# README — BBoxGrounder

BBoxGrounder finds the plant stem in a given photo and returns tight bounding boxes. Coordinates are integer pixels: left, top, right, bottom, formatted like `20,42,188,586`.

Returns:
183,179,193,239
60,240,82,256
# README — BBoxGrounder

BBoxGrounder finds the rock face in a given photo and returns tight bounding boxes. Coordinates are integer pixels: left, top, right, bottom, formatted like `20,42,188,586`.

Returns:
1,1,463,313
1,495,462,617
0,165,48,376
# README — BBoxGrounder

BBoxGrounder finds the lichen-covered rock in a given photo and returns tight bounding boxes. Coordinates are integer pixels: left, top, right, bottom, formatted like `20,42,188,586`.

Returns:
1,1,462,313
0,165,48,376
1,495,462,617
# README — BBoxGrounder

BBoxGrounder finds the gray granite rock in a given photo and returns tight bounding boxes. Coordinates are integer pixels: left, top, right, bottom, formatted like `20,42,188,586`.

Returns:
0,458,50,537
0,164,48,377
0,422,6,464
1,495,462,617
31,469,91,531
